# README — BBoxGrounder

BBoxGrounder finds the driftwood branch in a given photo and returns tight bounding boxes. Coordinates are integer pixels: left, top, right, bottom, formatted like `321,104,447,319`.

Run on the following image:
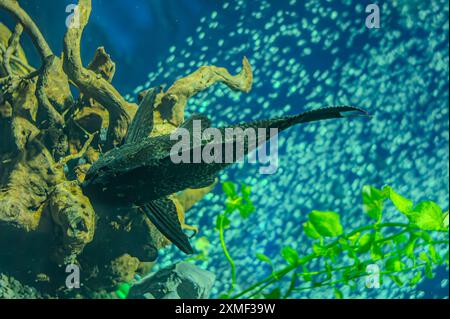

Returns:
35,56,65,128
0,0,52,61
2,23,23,75
87,46,116,82
152,57,253,135
0,23,33,77
63,0,136,149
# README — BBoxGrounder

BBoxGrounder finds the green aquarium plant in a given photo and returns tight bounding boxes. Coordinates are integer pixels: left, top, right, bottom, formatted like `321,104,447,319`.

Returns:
111,274,143,299
114,283,131,300
215,181,255,298
214,182,449,299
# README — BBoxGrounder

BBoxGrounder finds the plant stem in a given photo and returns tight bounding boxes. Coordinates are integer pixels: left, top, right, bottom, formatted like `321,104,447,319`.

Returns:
246,277,278,299
219,214,236,296
283,272,297,299
324,222,410,249
230,223,442,299
230,253,316,299
292,264,428,293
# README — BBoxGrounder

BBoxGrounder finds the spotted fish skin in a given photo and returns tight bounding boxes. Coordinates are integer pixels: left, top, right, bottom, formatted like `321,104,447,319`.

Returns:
82,106,368,205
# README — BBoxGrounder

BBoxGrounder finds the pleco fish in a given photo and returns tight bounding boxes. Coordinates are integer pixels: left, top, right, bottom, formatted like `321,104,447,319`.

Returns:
82,89,369,254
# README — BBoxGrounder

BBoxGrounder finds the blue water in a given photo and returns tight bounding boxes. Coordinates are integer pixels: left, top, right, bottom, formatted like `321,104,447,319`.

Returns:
2,0,448,298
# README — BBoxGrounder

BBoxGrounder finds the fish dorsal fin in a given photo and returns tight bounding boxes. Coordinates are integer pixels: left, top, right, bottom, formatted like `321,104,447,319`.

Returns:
139,197,193,254
179,114,211,133
125,86,161,144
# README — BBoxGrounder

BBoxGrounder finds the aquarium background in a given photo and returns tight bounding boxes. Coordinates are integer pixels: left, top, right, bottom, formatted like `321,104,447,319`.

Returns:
1,0,448,298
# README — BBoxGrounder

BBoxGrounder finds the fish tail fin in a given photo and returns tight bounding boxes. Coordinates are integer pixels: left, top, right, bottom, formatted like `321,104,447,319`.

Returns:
294,105,369,124
264,105,369,133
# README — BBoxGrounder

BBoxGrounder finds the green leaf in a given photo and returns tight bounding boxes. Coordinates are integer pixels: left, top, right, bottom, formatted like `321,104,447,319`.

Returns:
312,243,327,256
238,202,255,219
341,238,360,263
428,245,442,265
370,243,383,261
385,257,404,272
357,233,374,254
281,246,299,266
326,245,342,261
194,236,210,256
300,265,312,282
325,263,333,280
303,221,322,239
185,253,208,262
383,186,413,214
222,181,237,198
407,201,444,231
256,253,272,265
263,287,281,299
348,232,360,245
116,290,127,299
405,237,418,260
334,288,344,299
118,283,131,294
224,198,241,214
374,231,389,247
342,268,350,284
116,283,131,299
362,185,388,221
425,263,434,279
240,184,252,199
393,233,409,245
338,238,350,250
389,275,404,287
443,211,449,229
409,272,422,286
419,252,429,263
415,231,432,243
215,214,231,230
308,211,344,237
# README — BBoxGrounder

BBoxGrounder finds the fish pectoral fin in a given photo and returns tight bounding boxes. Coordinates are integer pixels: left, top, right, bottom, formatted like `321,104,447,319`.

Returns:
139,197,194,254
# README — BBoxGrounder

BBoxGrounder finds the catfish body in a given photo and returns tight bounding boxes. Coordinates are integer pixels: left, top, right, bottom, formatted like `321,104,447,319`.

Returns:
82,99,368,255
82,106,368,205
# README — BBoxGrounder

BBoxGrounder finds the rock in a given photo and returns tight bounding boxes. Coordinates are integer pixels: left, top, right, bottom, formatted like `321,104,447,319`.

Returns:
128,262,215,299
